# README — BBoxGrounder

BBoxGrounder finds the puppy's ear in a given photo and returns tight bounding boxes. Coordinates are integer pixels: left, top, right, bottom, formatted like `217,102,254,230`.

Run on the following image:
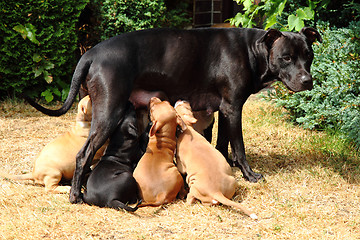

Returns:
260,28,283,49
300,27,323,43
80,104,86,115
78,96,91,115
176,115,187,132
85,97,92,115
183,114,197,125
149,121,158,136
149,97,162,107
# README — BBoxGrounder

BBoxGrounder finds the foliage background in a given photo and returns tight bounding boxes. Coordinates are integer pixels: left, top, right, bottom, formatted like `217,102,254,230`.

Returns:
230,0,360,148
93,0,190,41
266,21,360,149
0,0,191,101
0,0,88,101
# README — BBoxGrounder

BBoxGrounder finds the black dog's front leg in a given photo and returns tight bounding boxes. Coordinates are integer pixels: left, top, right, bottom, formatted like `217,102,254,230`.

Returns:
220,103,263,182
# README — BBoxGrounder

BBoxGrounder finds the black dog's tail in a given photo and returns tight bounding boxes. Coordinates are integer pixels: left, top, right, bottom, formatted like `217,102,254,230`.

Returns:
24,58,92,116
112,199,142,212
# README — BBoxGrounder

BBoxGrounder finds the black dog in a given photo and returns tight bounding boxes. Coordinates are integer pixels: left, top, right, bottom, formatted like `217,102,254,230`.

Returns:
82,102,144,211
25,27,321,203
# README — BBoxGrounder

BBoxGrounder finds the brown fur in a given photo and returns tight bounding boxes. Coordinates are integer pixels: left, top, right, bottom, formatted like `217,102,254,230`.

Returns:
133,97,185,206
0,96,107,193
174,100,258,219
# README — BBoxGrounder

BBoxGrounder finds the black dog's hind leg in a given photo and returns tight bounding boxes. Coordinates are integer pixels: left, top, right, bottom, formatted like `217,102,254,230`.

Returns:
70,78,132,204
70,117,122,203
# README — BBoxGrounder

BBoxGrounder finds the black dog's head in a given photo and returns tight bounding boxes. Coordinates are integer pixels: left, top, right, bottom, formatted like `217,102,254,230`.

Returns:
260,27,322,92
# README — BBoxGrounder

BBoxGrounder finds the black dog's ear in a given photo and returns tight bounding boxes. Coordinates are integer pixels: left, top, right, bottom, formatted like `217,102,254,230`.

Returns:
260,28,283,49
300,27,323,43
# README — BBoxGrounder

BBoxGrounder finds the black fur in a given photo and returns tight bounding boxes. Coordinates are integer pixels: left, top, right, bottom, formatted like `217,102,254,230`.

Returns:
24,27,321,203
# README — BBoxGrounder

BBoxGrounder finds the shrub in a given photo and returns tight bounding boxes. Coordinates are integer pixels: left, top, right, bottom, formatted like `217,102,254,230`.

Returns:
93,0,191,41
230,0,359,30
0,0,88,101
0,0,191,101
266,22,360,148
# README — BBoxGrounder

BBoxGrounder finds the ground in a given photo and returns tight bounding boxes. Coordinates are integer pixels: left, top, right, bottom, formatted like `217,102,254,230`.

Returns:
1,95,359,239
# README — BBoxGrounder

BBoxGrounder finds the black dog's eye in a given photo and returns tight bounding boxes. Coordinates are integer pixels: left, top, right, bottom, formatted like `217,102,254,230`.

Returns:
282,55,292,62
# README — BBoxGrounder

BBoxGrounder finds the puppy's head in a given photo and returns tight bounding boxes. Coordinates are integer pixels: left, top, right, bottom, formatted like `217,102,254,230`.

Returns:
76,95,92,122
174,100,197,126
259,27,322,92
148,97,186,136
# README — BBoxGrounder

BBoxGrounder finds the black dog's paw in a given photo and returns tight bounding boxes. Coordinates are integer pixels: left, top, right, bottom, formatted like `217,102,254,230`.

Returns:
227,158,237,167
69,192,84,204
244,171,264,183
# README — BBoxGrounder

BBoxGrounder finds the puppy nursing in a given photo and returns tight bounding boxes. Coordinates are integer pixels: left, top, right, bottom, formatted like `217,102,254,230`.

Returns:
4,95,256,217
133,97,185,207
83,102,143,211
1,96,107,193
175,100,258,219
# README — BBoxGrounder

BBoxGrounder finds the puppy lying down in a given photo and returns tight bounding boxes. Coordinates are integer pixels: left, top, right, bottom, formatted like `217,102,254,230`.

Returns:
1,96,107,193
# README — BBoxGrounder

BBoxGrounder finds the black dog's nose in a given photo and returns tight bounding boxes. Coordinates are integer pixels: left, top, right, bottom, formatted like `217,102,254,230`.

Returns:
300,74,313,89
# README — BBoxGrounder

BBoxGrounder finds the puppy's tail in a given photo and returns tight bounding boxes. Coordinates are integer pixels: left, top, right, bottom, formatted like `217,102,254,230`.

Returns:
0,171,34,181
213,192,258,219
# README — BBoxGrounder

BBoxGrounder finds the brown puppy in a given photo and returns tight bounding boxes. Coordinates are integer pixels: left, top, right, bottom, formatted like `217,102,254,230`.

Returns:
133,97,185,206
1,96,107,193
174,100,258,219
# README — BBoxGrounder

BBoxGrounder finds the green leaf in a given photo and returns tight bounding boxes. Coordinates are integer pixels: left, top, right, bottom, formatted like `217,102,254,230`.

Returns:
33,66,43,78
43,71,53,83
233,12,250,27
243,0,253,10
26,30,40,45
288,14,297,31
62,88,70,101
295,19,305,31
278,0,287,15
13,24,27,39
43,61,55,70
13,23,40,45
33,53,42,63
41,89,54,102
296,9,306,19
288,14,305,32
265,15,277,30
303,7,314,20
53,88,61,97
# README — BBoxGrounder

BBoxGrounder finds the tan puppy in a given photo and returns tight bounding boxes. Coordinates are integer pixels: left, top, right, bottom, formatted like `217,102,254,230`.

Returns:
133,97,185,206
174,100,258,219
1,96,107,193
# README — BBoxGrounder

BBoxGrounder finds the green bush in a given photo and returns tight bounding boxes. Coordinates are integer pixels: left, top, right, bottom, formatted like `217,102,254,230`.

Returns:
266,22,360,148
93,0,190,41
230,0,359,30
0,0,88,101
0,0,191,101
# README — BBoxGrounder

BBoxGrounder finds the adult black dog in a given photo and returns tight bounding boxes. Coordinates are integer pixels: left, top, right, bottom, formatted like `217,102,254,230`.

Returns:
25,27,322,204
83,102,144,211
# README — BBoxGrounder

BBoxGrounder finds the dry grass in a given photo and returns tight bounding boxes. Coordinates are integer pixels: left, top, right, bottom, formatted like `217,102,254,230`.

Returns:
1,96,359,239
